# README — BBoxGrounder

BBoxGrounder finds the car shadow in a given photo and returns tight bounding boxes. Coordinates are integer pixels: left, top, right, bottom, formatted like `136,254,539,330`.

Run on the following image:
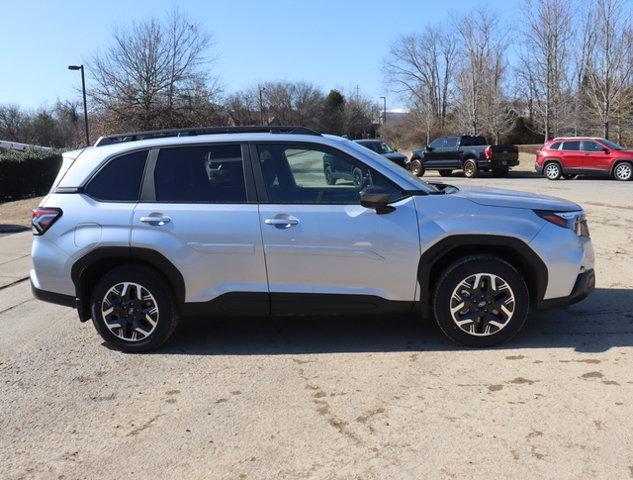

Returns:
0,224,30,234
158,288,633,356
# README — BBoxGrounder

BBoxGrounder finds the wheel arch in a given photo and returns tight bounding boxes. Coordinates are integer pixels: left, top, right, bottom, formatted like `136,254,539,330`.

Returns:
417,235,548,312
611,158,633,174
70,247,185,322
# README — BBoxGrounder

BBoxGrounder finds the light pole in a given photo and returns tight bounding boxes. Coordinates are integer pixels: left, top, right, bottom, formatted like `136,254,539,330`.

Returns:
68,65,90,146
380,96,387,125
259,86,266,125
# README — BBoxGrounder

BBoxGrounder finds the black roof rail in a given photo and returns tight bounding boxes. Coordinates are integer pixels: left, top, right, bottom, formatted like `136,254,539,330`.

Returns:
94,125,321,147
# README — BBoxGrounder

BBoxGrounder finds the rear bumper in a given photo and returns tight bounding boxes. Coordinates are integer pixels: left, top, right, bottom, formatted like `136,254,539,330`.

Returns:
535,162,544,174
31,280,76,308
537,269,595,310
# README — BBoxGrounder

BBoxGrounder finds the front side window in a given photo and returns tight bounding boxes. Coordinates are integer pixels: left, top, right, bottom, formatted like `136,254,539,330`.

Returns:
561,141,580,151
443,137,459,148
257,144,402,204
379,142,395,153
581,141,604,152
429,137,444,149
154,144,246,203
85,150,147,202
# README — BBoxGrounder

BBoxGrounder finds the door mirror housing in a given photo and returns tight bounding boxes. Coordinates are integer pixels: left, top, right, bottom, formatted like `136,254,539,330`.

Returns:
602,147,610,154
394,148,399,152
360,186,394,214
425,145,433,151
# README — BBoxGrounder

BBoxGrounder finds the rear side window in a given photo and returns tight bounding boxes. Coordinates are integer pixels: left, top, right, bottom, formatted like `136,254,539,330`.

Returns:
85,150,147,201
561,141,580,151
154,144,246,203
549,142,562,150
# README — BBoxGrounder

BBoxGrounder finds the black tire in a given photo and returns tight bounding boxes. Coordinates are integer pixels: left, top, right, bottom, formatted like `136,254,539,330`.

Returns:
352,167,364,187
492,167,509,177
432,255,529,347
463,159,478,178
439,169,452,177
613,161,633,181
409,158,425,177
324,165,336,185
91,266,179,352
543,161,562,180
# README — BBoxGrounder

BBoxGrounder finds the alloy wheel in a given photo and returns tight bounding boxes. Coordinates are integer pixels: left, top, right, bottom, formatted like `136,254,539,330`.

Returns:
101,282,159,342
410,159,422,176
545,163,560,179
449,273,515,336
615,163,632,181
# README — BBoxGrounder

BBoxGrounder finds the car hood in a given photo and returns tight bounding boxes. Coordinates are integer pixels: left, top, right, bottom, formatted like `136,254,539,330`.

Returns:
383,152,407,161
453,185,581,211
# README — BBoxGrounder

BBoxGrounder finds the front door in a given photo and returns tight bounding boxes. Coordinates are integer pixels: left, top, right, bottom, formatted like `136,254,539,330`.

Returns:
131,143,269,313
580,140,612,173
252,142,421,314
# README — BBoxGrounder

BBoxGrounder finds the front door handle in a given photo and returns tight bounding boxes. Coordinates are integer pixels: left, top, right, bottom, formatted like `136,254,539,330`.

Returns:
264,217,299,228
140,215,171,226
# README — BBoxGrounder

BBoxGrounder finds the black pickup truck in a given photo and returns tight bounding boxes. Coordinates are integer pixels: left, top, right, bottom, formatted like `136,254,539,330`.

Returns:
408,135,519,178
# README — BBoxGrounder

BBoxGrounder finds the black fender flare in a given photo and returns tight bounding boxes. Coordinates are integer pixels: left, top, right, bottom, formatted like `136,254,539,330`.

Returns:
70,246,185,321
417,234,548,307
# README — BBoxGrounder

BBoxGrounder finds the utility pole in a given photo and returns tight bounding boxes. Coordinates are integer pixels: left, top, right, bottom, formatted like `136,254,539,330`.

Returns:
259,86,266,125
68,64,90,146
380,96,387,125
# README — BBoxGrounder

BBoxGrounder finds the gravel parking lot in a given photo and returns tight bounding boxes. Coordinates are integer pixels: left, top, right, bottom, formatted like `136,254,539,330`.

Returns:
1,171,632,479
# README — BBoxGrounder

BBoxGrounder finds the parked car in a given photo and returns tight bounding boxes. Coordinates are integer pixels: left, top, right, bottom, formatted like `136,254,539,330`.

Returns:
409,135,519,178
535,137,633,181
354,139,408,167
31,126,594,352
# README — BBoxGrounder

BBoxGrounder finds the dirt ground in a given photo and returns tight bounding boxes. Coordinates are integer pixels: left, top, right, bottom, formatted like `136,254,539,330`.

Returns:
1,167,632,479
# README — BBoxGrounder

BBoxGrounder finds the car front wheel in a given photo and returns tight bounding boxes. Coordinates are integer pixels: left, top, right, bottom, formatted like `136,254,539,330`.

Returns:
613,162,632,181
91,266,179,352
432,255,529,347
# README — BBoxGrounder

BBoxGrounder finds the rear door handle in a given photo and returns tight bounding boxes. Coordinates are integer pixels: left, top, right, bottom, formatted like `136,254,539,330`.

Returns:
140,215,171,226
265,217,299,228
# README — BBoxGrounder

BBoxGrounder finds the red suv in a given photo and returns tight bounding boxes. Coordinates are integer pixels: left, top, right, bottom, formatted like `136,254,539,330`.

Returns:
535,137,633,181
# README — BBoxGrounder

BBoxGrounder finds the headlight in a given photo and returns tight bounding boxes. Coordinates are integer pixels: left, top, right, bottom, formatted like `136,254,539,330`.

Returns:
534,210,590,237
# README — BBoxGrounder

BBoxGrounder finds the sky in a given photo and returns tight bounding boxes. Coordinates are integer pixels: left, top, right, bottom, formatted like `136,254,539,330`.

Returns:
0,0,515,111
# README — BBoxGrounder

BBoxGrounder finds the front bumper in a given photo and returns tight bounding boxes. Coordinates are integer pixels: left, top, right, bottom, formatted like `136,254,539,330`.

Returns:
537,269,595,310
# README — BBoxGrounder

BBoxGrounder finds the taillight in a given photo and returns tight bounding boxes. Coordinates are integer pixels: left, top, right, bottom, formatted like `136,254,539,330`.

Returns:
484,146,493,159
32,208,62,235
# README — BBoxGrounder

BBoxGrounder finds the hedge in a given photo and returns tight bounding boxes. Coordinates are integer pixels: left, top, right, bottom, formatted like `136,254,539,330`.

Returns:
0,150,63,202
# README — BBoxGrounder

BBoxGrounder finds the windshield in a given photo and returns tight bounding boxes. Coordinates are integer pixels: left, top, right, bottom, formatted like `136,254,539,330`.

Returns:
342,139,439,193
600,139,623,150
379,142,395,153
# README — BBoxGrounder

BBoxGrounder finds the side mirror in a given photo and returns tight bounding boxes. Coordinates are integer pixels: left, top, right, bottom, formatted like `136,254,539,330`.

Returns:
394,148,399,152
425,145,433,152
360,186,394,214
602,147,610,154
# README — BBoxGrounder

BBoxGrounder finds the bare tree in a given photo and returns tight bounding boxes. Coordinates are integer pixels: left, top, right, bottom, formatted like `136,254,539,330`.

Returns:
87,9,220,131
517,0,573,140
383,26,458,136
584,0,633,139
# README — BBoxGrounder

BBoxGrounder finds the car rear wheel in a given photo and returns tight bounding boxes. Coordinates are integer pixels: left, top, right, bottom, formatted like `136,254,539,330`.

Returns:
544,162,562,180
439,169,452,177
614,162,632,181
463,159,478,178
91,266,179,352
432,255,529,347
409,158,424,177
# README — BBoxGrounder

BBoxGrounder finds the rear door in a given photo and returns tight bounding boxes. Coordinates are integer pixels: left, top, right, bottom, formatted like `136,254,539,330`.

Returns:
560,140,583,170
580,140,611,172
252,142,420,314
131,143,269,312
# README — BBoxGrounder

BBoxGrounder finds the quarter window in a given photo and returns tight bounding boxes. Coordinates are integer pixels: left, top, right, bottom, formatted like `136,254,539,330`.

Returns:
85,150,147,202
561,141,581,151
154,144,246,203
549,142,562,150
257,144,402,204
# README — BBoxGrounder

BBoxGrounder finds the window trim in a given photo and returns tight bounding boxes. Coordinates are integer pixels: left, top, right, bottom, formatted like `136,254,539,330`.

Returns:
82,148,150,203
139,142,257,204
248,141,408,205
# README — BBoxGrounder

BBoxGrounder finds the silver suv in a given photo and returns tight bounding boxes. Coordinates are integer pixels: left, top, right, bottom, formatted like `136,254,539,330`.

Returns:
31,127,595,351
